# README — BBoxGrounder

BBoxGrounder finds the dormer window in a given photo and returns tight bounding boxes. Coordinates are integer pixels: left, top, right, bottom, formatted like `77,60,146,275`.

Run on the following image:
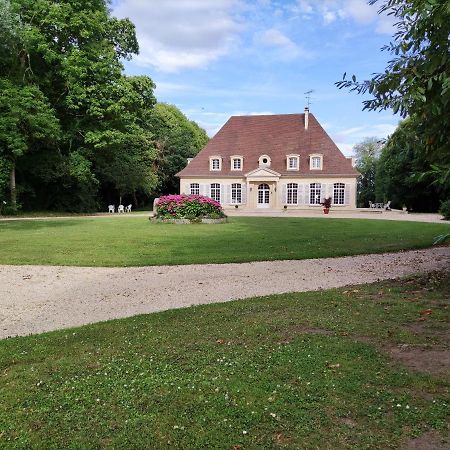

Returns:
210,156,221,171
258,154,271,168
287,154,300,171
230,155,243,171
310,154,323,170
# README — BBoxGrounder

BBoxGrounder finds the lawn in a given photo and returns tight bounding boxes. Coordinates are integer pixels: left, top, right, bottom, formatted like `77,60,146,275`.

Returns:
1,272,449,448
0,216,448,267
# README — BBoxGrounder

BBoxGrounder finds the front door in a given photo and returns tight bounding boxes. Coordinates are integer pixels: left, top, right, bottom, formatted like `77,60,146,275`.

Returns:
257,183,270,208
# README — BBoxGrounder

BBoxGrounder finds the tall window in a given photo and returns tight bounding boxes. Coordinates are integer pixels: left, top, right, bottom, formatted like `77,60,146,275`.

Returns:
309,183,321,204
333,183,345,205
211,158,220,170
231,183,242,204
287,183,298,204
210,183,221,202
190,183,200,195
232,158,242,170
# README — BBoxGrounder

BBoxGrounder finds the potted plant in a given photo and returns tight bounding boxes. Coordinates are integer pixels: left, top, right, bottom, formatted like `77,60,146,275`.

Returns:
321,197,332,214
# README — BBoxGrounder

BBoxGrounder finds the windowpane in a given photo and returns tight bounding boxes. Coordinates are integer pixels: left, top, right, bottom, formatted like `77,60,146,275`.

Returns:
211,159,220,170
287,183,298,204
231,183,242,203
333,183,345,205
233,159,241,170
210,183,221,202
288,157,298,169
190,183,199,195
311,157,321,169
309,183,321,204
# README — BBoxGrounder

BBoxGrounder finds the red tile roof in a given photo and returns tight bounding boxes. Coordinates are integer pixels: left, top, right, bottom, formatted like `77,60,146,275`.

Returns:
177,113,359,177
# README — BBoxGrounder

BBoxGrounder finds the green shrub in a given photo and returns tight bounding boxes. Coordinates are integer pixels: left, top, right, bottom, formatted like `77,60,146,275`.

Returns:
439,199,450,220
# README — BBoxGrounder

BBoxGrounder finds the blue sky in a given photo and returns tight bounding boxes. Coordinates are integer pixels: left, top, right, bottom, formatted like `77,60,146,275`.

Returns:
113,0,401,156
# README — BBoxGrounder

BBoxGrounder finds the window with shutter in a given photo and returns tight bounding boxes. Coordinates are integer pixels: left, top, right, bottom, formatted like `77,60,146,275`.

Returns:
287,183,298,204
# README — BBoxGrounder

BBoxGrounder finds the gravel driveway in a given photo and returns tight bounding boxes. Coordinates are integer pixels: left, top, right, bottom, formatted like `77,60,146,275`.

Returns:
1,247,449,339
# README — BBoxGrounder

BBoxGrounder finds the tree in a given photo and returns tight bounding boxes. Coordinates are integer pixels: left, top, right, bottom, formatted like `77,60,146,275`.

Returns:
353,137,383,207
150,103,208,195
376,117,448,211
0,79,60,210
336,0,450,162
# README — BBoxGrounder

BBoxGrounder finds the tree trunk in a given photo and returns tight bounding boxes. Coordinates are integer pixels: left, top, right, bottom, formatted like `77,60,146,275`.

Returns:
119,194,122,205
10,163,16,212
133,190,138,207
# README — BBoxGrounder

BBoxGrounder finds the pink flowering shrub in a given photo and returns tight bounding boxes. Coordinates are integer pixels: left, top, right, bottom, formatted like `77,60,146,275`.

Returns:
155,194,226,219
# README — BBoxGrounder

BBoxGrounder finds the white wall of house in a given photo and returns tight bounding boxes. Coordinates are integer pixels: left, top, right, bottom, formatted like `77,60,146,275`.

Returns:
180,176,357,210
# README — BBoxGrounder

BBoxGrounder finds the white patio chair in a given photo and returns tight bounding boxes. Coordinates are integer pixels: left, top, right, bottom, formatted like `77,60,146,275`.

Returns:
384,201,391,211
125,204,132,213
108,204,115,213
369,201,375,208
118,204,125,213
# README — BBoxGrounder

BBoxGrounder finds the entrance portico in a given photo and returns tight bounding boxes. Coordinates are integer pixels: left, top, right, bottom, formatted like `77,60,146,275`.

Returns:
245,168,280,209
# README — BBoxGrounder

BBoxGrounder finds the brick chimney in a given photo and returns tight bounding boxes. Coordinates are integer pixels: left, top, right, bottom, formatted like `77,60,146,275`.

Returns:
304,106,309,130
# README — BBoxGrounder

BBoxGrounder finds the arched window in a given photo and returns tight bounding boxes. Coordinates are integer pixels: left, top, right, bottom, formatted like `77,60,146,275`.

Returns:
287,183,298,204
333,183,345,205
190,183,200,195
309,183,321,205
231,183,242,204
258,183,270,205
210,183,221,202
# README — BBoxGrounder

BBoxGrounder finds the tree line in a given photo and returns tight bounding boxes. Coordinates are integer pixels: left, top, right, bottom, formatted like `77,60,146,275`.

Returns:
0,0,208,213
354,119,449,212
338,0,449,213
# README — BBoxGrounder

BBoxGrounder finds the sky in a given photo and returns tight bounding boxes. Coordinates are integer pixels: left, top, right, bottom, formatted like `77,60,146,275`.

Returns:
112,0,401,156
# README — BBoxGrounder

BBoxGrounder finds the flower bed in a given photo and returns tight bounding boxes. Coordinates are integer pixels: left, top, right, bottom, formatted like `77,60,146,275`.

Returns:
154,194,226,222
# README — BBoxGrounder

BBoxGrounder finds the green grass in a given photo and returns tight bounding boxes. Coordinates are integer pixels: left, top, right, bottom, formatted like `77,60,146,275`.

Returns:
1,272,449,449
0,216,448,267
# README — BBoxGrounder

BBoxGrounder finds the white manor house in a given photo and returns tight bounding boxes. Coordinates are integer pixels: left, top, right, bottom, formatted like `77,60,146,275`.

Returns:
177,108,359,211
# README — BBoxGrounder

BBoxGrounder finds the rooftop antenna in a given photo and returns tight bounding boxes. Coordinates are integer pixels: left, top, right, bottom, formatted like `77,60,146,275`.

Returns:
304,89,314,109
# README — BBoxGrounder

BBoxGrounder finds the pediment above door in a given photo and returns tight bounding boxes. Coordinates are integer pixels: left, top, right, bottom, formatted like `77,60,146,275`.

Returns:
245,168,281,180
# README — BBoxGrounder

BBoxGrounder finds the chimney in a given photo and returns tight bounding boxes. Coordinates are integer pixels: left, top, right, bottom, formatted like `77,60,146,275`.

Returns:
304,106,309,130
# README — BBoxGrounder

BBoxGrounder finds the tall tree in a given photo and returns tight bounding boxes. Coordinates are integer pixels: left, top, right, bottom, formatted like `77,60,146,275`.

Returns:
336,0,450,163
353,137,383,207
0,80,60,210
376,118,448,212
150,103,208,195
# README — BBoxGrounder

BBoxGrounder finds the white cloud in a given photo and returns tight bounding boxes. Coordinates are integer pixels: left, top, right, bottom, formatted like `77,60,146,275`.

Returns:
292,0,393,34
113,0,242,72
254,28,310,60
344,0,376,24
332,122,397,155
258,28,293,47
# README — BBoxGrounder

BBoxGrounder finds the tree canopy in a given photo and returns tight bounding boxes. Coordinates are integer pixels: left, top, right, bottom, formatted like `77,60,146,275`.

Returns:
353,137,383,207
376,117,449,211
0,0,207,212
336,0,450,161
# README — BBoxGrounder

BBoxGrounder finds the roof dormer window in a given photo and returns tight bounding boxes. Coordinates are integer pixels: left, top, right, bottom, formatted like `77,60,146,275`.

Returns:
210,156,222,171
258,154,271,168
230,155,243,171
287,154,300,171
310,154,323,170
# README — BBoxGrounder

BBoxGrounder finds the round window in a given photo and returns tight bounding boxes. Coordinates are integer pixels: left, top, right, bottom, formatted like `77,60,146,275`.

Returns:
262,158,268,164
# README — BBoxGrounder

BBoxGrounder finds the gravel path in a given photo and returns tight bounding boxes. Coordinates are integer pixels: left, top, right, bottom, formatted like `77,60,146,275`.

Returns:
1,247,449,339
